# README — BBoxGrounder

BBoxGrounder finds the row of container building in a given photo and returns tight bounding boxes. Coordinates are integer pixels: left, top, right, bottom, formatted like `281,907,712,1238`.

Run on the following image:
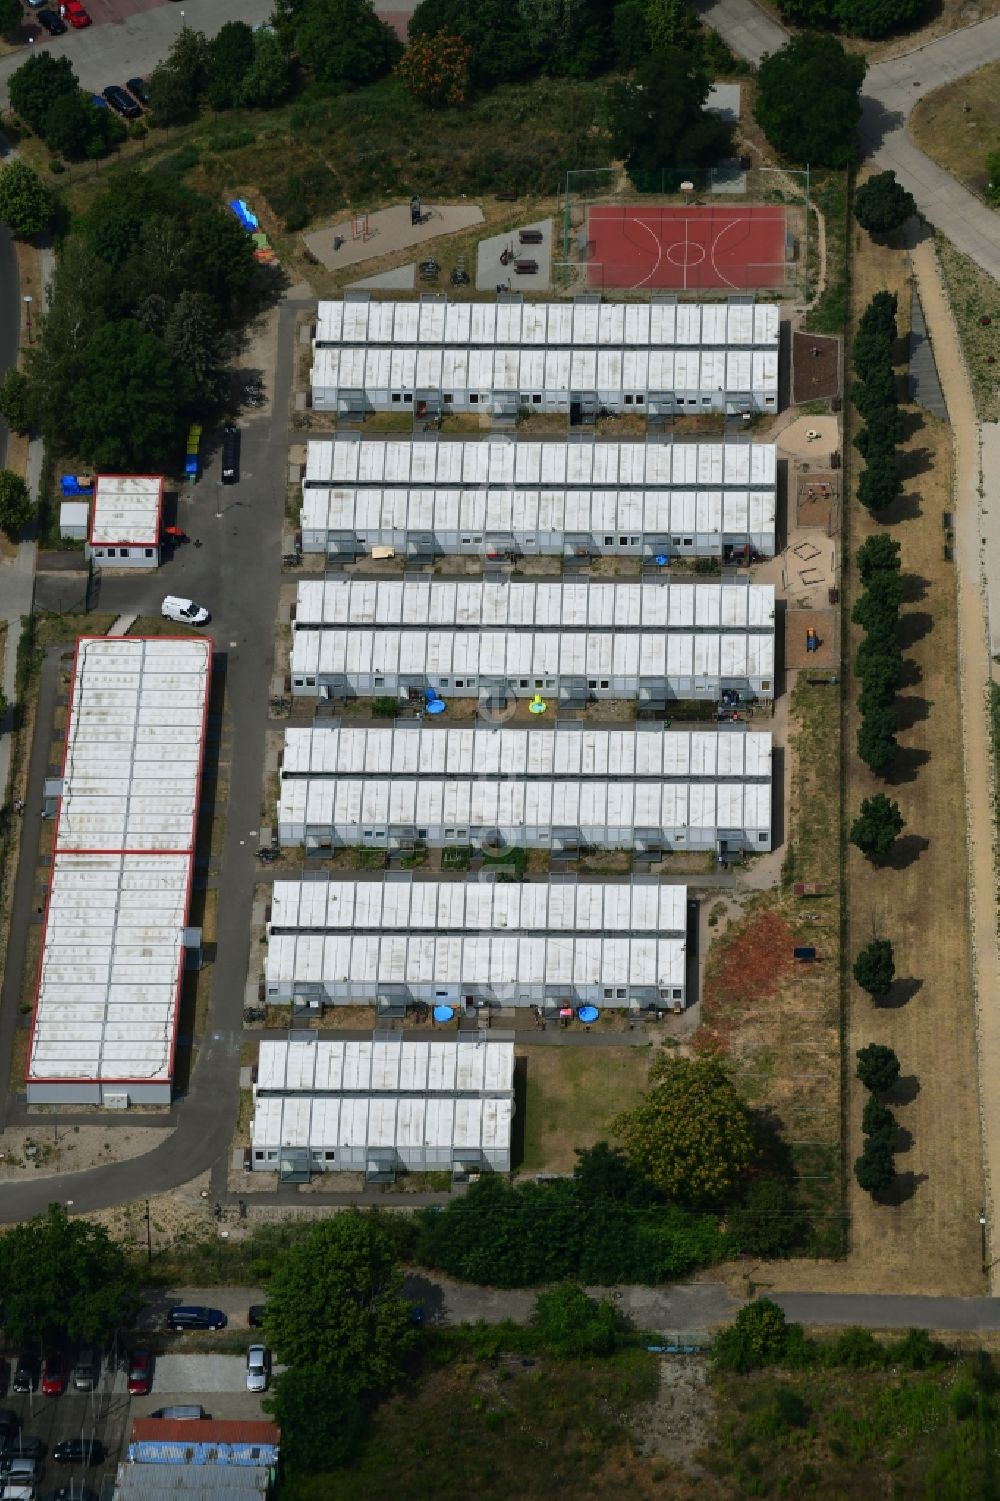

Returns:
288,576,776,703
250,1035,515,1177
300,434,778,561
275,722,772,854
27,637,211,1107
263,876,688,1012
310,293,781,419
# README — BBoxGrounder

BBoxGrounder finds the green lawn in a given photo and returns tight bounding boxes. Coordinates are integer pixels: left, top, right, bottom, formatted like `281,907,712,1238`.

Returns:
518,1044,652,1173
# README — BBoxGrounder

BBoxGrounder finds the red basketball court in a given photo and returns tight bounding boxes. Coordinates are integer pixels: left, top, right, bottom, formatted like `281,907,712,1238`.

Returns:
585,204,788,292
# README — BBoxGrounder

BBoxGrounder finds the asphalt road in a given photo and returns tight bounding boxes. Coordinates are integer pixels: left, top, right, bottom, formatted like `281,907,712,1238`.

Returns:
0,296,305,1220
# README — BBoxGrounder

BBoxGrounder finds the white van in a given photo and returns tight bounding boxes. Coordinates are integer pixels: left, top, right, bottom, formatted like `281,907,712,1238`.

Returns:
161,596,210,626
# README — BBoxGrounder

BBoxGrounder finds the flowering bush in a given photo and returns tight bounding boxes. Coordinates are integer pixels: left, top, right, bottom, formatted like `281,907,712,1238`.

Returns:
396,31,472,107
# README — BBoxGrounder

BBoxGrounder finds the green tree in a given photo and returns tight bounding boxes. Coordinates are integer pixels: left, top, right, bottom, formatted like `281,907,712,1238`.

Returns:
0,0,22,35
858,449,902,513
0,1204,140,1344
854,408,905,457
0,160,55,238
44,91,124,160
163,292,229,405
854,170,917,235
264,1367,365,1473
851,569,903,632
858,289,899,341
646,0,702,54
854,1135,896,1193
609,47,731,185
8,52,79,135
856,1041,901,1093
297,0,400,86
835,0,927,37
67,320,189,470
853,938,896,997
774,0,833,21
239,28,295,107
266,1212,417,1392
0,470,32,537
856,707,898,775
515,0,610,77
712,1299,792,1372
185,206,258,316
613,0,649,67
613,1054,758,1205
206,20,256,109
408,0,533,86
0,369,35,435
148,27,210,125
856,649,902,706
754,33,866,167
530,1283,622,1356
727,1175,806,1258
861,1095,897,1139
850,792,905,860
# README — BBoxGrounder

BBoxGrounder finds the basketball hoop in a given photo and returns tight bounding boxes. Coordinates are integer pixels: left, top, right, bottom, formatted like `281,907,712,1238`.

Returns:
680,181,695,193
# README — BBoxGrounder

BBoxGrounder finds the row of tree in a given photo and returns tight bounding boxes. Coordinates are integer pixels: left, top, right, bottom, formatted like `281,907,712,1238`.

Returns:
853,290,904,514
852,531,904,775
714,1296,949,1374
775,0,928,40
8,52,124,161
854,1043,902,1194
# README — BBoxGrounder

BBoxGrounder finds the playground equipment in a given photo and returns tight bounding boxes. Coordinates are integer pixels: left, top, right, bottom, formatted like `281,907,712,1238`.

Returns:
806,628,818,653
528,695,548,715
352,213,371,242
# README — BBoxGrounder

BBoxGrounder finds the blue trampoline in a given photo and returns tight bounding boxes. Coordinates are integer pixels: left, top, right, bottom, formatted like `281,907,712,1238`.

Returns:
433,1005,454,1023
426,695,446,715
577,1005,600,1024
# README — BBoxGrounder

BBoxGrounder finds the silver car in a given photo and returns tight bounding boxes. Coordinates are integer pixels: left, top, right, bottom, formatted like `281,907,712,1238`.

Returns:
245,1345,270,1393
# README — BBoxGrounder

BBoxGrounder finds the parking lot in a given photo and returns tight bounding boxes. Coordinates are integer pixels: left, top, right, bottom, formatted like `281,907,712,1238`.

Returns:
2,1362,131,1498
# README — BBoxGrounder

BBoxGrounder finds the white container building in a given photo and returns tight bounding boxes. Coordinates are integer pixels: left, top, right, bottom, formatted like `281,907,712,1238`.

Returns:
289,577,776,703
264,878,688,1011
301,435,778,561
276,723,772,853
250,1035,515,1176
310,294,780,419
87,474,164,569
27,637,212,1106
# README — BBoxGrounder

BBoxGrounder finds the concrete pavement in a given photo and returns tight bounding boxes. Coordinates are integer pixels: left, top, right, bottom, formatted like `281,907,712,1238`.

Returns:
691,0,787,63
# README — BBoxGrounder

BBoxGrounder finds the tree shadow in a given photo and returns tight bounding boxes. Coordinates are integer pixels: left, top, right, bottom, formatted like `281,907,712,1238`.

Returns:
891,1124,915,1154
900,573,929,605
895,695,930,730
875,976,923,1010
898,611,933,649
883,833,929,870
751,1106,796,1179
897,658,923,690
878,492,922,524
885,1074,921,1107
875,1170,927,1206
897,447,935,481
401,1272,448,1326
898,407,926,441
886,745,931,785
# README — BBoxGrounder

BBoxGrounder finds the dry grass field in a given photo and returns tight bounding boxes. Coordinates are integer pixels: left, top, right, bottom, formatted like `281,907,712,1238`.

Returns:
909,61,1000,197
935,236,1000,421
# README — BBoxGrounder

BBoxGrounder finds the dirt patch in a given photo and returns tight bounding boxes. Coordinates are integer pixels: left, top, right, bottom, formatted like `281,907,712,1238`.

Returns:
796,472,838,530
700,910,798,1052
785,608,838,669
778,414,841,462
629,1357,714,1473
792,331,841,403
0,1125,173,1179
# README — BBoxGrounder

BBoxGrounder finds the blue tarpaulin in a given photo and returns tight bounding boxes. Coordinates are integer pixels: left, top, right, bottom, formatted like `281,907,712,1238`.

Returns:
60,476,93,496
229,199,260,232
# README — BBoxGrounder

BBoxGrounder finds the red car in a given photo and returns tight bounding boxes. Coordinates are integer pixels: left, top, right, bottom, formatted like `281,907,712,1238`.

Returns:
127,1349,153,1396
41,1351,68,1396
63,0,92,26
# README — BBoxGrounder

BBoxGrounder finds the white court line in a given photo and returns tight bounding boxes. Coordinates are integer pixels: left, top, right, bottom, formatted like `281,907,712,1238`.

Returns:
628,215,663,291
709,218,748,291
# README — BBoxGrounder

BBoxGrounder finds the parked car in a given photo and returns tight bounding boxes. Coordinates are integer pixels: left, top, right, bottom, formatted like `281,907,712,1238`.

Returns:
11,1357,37,1395
24,1,48,9
126,1350,153,1397
165,1306,226,1332
103,85,141,119
40,1355,67,1397
0,1456,41,1486
248,1304,267,1329
71,1351,98,1393
51,1439,104,1467
62,0,91,26
0,1438,45,1461
36,9,67,33
125,77,150,108
149,1405,206,1421
161,596,210,627
245,1346,270,1393
220,423,240,484
0,1413,19,1443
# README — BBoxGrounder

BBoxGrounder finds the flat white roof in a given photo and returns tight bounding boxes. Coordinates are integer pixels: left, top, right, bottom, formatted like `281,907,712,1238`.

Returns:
315,298,780,349
252,1093,513,1157
295,578,775,630
281,725,772,779
28,637,211,1089
305,437,778,489
256,1037,514,1095
310,346,780,399
290,627,775,684
302,485,776,543
90,474,163,547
